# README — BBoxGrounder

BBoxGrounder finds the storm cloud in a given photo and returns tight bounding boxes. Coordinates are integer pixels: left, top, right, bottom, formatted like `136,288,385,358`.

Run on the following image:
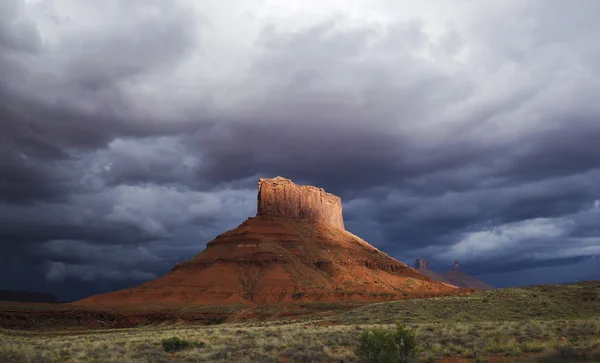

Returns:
1,0,599,300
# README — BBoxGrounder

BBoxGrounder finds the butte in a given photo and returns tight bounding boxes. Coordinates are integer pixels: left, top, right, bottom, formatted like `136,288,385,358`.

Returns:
77,177,464,307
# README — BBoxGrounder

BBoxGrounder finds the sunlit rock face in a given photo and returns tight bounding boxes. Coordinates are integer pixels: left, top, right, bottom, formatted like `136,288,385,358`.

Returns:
257,176,345,230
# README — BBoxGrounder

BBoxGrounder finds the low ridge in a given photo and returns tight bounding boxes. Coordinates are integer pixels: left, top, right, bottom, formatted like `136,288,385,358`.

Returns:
443,260,494,290
414,259,452,285
415,259,493,290
77,177,467,307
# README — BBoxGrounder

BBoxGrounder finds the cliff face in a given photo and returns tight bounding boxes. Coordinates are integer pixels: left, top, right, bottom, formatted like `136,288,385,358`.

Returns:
257,177,345,230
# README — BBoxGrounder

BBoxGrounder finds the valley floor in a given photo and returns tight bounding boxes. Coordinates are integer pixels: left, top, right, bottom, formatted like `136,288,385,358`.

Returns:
1,281,599,362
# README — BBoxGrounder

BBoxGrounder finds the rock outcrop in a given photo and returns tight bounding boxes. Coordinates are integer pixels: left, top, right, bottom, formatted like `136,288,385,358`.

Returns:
415,258,431,270
415,259,493,290
257,177,344,230
76,177,470,307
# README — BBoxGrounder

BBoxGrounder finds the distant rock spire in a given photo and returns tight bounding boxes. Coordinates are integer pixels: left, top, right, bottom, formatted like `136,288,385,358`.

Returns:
415,258,431,270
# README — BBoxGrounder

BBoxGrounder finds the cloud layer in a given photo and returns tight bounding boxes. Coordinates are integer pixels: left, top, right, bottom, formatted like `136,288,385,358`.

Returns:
1,0,599,299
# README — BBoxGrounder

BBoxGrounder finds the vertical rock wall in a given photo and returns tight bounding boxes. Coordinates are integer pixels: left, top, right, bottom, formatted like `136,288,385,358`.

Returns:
257,177,345,230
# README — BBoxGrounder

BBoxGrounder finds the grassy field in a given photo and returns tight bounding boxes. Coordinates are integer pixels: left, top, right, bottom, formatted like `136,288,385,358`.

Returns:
1,281,599,362
332,280,600,324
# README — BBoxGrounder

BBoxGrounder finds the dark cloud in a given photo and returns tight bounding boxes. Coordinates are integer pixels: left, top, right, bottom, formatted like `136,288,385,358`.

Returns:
0,0,208,204
1,1,599,300
477,256,600,289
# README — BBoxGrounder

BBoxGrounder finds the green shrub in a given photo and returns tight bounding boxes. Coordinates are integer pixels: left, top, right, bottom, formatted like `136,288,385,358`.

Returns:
161,337,205,353
355,322,418,363
161,337,189,353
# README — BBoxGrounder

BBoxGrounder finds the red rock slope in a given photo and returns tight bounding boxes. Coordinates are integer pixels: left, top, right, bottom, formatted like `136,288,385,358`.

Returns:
76,177,464,307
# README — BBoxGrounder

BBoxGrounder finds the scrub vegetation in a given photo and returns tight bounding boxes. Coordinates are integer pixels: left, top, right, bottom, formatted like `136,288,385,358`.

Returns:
1,281,599,362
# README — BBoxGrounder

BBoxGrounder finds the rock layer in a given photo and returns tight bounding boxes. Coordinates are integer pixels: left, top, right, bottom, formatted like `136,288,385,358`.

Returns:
78,218,464,306
257,177,344,230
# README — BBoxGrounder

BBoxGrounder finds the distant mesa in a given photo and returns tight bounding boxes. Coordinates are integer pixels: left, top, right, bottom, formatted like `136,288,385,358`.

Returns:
76,177,470,307
415,259,493,290
0,290,57,303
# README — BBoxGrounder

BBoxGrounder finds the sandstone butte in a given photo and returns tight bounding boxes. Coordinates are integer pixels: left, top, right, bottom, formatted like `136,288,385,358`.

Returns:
76,177,468,307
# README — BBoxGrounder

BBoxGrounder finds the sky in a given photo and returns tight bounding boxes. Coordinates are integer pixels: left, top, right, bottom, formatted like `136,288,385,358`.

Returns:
1,0,599,301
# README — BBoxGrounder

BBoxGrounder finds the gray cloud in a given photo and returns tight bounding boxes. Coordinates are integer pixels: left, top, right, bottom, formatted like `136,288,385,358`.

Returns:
1,0,599,300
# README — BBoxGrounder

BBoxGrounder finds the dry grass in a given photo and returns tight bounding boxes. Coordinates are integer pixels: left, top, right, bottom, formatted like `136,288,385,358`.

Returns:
1,281,599,362
2,318,599,362
0,322,358,362
331,281,600,325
